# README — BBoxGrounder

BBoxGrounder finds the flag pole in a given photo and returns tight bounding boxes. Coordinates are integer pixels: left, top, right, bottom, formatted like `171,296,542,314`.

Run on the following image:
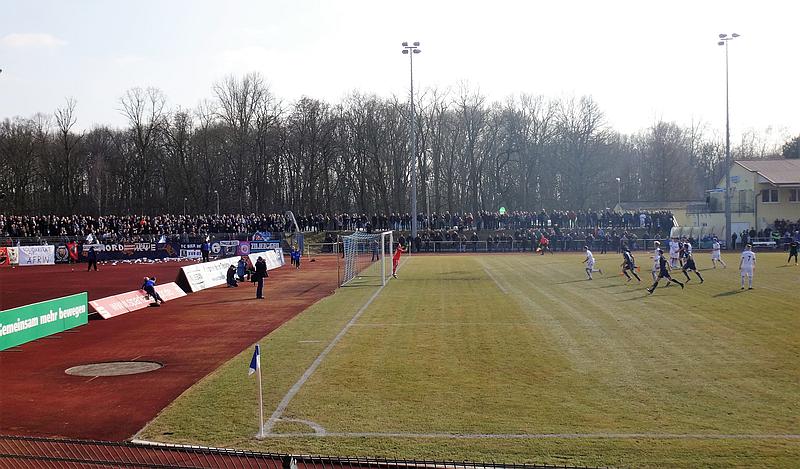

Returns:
250,343,265,438
256,347,264,438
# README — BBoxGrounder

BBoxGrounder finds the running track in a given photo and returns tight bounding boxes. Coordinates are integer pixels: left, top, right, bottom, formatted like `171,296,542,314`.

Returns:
0,257,339,441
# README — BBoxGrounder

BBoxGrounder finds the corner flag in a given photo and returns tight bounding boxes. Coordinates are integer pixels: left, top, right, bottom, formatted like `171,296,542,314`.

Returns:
248,343,265,437
248,344,260,376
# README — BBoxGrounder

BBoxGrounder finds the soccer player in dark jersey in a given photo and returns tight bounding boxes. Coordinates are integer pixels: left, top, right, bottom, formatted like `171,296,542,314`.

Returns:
621,247,641,282
681,251,703,283
788,241,798,265
647,249,684,294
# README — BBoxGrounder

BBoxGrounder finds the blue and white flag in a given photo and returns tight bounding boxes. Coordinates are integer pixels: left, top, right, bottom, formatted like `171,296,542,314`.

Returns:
248,344,261,376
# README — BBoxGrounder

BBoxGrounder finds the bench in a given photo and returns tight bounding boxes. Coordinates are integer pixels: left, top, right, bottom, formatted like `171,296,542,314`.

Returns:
751,241,776,248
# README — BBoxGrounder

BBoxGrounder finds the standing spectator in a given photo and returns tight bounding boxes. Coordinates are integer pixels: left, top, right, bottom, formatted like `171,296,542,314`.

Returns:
86,246,98,272
253,256,268,299
731,231,737,251
291,246,302,269
201,240,211,262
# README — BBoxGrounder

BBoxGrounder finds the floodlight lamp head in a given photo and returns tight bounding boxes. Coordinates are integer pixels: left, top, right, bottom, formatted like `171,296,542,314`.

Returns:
413,41,420,46
732,33,740,37
413,49,421,54
718,41,725,46
719,33,727,39
402,49,409,54
402,41,408,47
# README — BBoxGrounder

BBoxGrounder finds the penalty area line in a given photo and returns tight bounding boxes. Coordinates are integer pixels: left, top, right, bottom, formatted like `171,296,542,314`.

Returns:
262,258,406,434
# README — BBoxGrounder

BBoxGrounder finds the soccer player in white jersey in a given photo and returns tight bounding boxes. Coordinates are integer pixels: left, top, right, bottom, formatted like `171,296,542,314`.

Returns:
582,245,602,280
651,241,662,281
739,244,756,290
669,238,681,268
710,237,727,268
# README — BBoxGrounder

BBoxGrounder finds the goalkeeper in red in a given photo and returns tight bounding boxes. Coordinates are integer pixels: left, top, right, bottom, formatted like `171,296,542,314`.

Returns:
392,243,406,278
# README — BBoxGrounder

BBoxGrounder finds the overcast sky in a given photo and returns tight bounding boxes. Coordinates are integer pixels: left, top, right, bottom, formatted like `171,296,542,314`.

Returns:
1,0,798,144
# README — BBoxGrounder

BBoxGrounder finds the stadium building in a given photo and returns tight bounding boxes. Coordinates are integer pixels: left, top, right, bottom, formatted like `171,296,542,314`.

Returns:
691,159,800,237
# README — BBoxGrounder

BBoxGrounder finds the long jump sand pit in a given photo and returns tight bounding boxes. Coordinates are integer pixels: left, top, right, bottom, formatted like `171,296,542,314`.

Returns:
0,256,339,441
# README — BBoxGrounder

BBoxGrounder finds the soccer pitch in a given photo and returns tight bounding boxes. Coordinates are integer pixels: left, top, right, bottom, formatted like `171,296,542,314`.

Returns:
141,252,800,468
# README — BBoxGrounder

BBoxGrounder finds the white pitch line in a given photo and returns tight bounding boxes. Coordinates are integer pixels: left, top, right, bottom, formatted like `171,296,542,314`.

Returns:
261,431,800,440
262,258,405,434
479,259,508,293
352,322,531,327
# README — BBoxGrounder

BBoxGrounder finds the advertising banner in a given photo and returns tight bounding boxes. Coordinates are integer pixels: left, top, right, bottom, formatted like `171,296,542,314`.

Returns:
7,247,19,265
55,244,71,264
0,292,88,351
89,282,187,319
212,240,240,258
180,243,203,259
80,242,182,261
250,240,282,253
67,241,79,261
0,247,8,266
179,256,240,292
236,241,251,256
18,245,56,266
247,248,285,272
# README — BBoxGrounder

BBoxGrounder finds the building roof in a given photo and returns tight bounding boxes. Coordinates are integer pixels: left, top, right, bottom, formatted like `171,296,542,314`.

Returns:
736,159,800,186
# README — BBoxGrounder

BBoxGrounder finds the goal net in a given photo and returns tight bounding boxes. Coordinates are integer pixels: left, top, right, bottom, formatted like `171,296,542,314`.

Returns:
338,231,393,287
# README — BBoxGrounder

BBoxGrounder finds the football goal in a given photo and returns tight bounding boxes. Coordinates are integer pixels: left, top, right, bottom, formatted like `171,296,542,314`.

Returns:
337,231,394,287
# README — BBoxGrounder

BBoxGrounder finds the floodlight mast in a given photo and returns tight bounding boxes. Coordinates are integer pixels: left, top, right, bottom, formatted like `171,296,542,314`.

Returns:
401,41,421,241
718,32,739,247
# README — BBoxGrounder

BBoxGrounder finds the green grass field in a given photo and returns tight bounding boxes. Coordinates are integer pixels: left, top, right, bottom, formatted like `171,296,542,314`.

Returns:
140,252,800,468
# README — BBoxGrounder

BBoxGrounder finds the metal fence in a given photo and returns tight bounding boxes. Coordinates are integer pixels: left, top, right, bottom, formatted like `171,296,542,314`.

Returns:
306,239,674,257
0,435,605,469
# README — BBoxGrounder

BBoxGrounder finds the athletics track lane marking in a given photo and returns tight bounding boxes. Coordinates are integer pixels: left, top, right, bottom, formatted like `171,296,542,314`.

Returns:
262,258,407,435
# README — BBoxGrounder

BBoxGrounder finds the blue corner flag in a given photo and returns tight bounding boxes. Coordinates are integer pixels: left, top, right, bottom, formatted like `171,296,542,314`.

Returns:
248,344,261,376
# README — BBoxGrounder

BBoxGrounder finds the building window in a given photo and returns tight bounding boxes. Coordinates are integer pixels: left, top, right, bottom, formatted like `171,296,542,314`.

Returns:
761,189,779,203
790,188,800,203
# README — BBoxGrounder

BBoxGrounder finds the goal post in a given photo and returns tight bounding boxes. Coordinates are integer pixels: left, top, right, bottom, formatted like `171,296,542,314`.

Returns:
338,231,393,287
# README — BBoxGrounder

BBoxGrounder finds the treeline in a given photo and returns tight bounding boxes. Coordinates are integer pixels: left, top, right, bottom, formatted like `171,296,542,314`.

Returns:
1,72,797,216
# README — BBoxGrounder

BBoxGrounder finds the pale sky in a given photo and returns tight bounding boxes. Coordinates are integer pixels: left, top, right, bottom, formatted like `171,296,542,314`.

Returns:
1,0,799,144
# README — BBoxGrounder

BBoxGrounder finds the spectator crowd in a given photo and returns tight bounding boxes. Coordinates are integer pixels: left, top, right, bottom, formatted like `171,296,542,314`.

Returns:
1,209,676,245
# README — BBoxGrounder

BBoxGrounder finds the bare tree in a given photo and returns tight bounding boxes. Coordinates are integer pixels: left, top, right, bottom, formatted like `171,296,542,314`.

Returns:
54,97,84,211
119,87,167,213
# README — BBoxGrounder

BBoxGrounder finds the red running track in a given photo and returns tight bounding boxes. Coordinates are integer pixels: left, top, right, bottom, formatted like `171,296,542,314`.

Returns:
0,257,339,441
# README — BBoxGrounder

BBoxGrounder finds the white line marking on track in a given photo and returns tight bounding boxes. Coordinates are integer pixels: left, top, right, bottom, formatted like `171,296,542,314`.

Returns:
262,258,405,434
